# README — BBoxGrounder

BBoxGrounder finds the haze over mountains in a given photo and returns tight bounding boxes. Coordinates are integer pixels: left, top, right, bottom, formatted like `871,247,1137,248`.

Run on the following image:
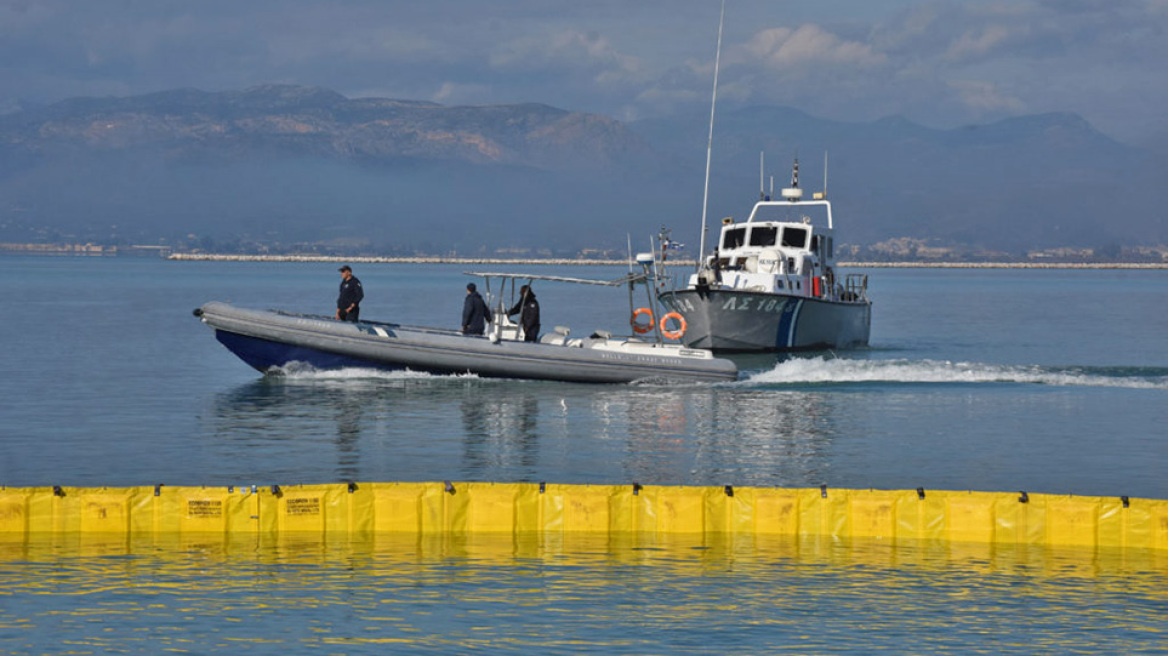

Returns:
1,84,1164,256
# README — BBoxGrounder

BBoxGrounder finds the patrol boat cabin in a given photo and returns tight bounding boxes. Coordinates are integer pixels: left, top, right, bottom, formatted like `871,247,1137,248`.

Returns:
658,157,871,352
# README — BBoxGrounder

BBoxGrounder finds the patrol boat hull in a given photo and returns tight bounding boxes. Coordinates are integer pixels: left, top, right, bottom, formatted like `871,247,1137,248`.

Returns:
659,288,871,352
194,302,738,384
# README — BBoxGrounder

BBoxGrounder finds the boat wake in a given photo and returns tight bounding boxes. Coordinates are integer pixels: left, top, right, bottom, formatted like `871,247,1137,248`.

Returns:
270,363,481,382
741,357,1168,390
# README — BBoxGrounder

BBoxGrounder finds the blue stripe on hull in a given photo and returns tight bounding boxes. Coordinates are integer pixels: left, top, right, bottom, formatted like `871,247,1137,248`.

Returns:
774,297,801,349
215,330,402,373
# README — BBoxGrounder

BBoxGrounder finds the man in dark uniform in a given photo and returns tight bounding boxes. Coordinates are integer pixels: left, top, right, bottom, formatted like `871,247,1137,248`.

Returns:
336,265,364,322
462,282,491,335
505,284,540,342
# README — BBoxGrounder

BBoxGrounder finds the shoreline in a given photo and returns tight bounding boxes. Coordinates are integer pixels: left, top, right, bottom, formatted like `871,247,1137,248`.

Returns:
164,253,1168,269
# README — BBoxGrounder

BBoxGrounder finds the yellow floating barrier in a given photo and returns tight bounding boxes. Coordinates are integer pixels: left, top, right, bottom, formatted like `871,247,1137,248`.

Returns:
1,483,1165,551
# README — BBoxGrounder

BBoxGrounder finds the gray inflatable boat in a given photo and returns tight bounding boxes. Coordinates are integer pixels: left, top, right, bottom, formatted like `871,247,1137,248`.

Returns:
194,272,738,384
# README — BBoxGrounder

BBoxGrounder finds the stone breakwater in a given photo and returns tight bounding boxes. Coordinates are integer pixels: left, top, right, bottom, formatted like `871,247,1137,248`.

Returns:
167,253,1168,269
167,253,691,266
838,261,1168,269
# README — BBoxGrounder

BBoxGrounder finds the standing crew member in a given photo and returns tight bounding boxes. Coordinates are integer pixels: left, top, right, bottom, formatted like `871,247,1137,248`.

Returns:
336,265,364,322
505,284,540,342
462,282,491,335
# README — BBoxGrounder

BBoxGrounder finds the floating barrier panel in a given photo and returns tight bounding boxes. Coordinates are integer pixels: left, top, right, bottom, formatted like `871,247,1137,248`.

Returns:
1,483,1165,552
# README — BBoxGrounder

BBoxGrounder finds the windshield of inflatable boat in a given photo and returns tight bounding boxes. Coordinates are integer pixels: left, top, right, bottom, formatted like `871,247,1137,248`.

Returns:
464,272,649,305
464,272,647,288
465,271,664,342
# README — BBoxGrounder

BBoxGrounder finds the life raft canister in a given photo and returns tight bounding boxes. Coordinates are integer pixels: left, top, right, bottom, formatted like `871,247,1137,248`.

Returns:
631,307,654,334
660,312,687,340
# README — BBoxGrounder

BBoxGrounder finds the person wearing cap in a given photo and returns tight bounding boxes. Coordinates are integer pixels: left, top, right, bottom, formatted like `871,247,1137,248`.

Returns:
336,265,364,322
505,284,540,342
462,282,491,336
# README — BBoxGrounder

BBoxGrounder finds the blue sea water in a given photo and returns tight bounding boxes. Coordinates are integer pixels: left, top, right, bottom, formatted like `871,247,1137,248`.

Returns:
1,256,1166,653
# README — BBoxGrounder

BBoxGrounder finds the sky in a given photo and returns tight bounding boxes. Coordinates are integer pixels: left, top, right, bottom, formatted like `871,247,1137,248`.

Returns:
2,0,1167,146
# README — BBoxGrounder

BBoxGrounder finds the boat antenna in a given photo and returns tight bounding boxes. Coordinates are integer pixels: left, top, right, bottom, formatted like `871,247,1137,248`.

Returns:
759,151,765,200
697,0,726,272
823,150,829,198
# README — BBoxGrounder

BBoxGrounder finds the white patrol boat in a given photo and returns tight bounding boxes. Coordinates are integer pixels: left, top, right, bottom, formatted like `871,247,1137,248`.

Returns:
657,158,872,352
651,6,871,353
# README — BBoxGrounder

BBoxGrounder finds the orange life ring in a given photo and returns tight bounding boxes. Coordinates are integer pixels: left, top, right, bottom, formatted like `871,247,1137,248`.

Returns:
631,307,654,334
660,312,687,340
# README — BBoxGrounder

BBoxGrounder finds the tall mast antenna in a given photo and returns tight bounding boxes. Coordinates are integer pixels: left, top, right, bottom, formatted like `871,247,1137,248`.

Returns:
823,151,829,198
697,0,726,272
759,151,765,200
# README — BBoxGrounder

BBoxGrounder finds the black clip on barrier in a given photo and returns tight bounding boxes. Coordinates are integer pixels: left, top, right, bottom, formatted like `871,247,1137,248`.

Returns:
227,486,234,493
539,482,546,494
1121,496,1130,508
52,485,64,497
444,481,455,494
154,484,164,497
632,483,642,496
724,485,734,497
916,487,926,500
347,482,358,493
1018,491,1029,503
820,484,828,499
270,484,281,496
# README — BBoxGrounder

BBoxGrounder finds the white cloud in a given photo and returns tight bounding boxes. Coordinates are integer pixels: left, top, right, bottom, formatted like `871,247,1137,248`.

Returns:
633,86,702,106
945,24,1026,60
432,81,493,105
267,29,443,66
2,1,1167,143
949,79,1025,112
490,29,645,79
742,25,886,69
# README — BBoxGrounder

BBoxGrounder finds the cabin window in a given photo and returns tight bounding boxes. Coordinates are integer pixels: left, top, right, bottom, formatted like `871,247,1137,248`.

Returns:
748,226,778,247
722,227,747,250
782,227,808,249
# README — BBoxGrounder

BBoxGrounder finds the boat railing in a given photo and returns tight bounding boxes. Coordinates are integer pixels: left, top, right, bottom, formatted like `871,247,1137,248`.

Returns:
273,309,487,337
841,273,869,303
275,309,406,329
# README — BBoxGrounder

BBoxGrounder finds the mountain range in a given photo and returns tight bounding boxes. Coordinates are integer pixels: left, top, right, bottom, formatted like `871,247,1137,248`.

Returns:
1,84,1164,256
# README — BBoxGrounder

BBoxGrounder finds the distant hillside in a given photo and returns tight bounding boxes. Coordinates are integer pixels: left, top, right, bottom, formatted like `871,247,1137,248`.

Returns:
1,85,1165,254
0,84,653,170
0,85,672,253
